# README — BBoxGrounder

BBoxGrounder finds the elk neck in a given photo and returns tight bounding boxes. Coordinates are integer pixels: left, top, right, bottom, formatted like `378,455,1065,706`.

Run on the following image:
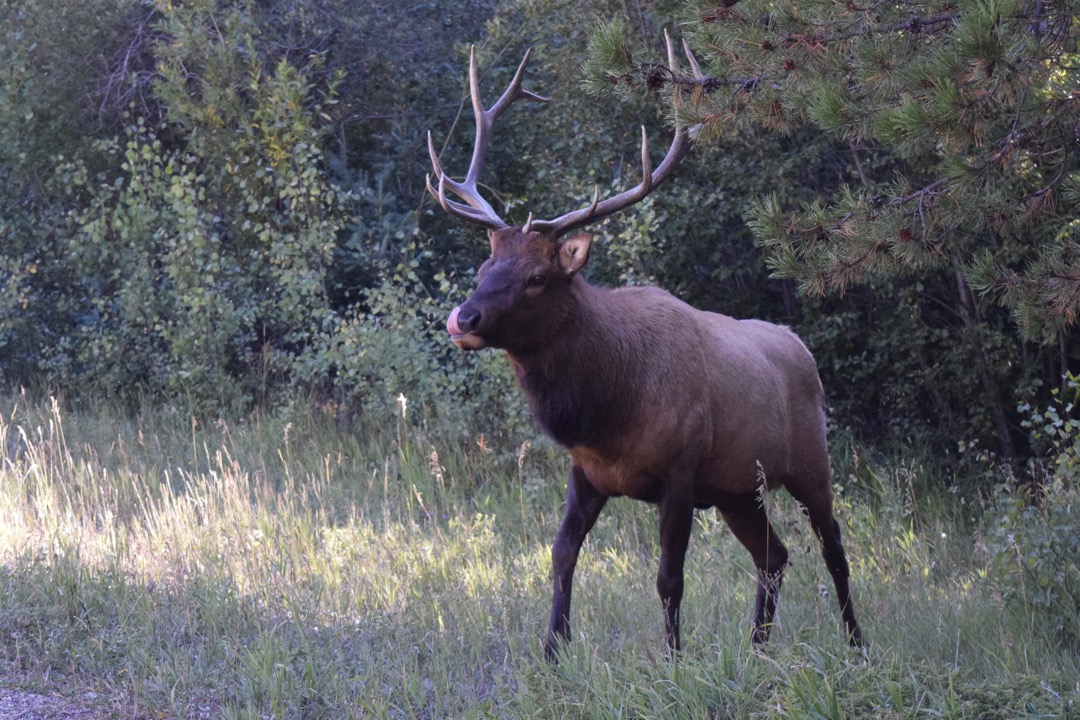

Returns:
505,277,637,449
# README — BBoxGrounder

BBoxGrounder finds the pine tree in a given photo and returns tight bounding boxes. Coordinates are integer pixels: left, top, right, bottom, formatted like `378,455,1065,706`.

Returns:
586,1,1080,341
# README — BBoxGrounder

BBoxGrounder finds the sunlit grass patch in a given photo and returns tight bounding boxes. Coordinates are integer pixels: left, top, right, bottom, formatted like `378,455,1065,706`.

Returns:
0,394,1077,718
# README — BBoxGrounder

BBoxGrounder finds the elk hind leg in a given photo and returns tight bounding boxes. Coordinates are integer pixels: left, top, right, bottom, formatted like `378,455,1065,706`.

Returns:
720,494,789,644
792,490,864,648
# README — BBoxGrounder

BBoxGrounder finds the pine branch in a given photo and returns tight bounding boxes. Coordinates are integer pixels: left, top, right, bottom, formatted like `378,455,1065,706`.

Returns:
891,179,948,208
795,11,961,45
604,0,1080,337
1027,163,1069,202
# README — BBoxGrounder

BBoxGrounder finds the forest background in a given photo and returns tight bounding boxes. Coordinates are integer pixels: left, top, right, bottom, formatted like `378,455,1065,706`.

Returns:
1,0,1078,464
1,0,1079,716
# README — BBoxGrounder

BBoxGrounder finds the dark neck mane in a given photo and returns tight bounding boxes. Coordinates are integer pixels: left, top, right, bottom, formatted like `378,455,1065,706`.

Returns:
507,280,632,449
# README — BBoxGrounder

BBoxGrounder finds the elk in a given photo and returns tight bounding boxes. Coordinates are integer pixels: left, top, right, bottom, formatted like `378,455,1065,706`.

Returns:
427,37,863,658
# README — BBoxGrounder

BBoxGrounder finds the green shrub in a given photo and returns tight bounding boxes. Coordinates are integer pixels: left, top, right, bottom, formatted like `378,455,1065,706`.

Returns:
984,373,1080,646
29,0,349,411
310,260,536,447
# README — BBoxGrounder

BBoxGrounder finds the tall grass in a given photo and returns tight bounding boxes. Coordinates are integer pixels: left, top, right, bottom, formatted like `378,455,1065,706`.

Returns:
0,393,1076,718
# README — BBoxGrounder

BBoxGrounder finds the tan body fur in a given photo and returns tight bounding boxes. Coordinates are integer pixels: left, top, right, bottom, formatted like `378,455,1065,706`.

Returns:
537,282,830,507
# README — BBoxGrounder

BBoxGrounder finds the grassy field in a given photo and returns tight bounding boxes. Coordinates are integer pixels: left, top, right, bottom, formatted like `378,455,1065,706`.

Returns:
0,393,1077,718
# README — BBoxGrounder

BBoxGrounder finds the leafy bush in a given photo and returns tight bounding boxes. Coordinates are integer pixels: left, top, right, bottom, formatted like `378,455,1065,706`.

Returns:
7,1,348,411
310,262,535,446
984,373,1080,646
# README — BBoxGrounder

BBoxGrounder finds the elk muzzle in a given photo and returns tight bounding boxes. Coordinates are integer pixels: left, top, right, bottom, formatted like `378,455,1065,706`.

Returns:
447,305,487,350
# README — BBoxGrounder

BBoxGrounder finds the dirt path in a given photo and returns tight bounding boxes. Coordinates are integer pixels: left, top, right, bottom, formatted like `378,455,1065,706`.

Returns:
0,688,103,719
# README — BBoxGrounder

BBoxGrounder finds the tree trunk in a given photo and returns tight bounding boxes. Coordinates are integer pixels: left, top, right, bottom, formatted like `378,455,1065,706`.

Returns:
952,261,1016,462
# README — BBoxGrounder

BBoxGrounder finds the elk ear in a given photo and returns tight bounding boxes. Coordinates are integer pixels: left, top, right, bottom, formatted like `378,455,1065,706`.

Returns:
558,234,592,276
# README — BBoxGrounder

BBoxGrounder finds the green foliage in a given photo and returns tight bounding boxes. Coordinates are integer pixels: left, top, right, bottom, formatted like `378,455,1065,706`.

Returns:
0,0,512,419
0,232,45,382
985,374,1080,646
672,0,1080,341
1,0,1077,465
582,0,1080,457
582,17,650,100
38,0,347,411
0,0,148,385
0,0,144,175
970,216,1080,339
311,259,535,443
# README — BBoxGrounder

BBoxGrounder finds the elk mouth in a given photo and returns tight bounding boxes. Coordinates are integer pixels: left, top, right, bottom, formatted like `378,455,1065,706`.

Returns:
447,306,487,350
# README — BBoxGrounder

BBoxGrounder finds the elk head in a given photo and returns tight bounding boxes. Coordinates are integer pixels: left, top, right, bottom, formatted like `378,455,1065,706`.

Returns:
443,229,591,351
427,35,702,352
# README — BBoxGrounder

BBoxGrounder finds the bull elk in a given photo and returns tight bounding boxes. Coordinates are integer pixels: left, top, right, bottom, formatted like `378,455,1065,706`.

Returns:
427,36,863,658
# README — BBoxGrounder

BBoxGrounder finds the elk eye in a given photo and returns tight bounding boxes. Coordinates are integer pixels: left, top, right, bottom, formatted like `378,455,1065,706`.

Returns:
528,274,546,287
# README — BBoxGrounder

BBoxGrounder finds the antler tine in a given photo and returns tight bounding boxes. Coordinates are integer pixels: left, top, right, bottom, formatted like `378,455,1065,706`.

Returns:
639,125,653,195
683,38,703,81
486,47,551,123
427,46,549,231
527,32,694,239
426,131,505,230
526,30,704,239
428,172,493,226
665,27,678,70
681,38,706,141
426,132,446,186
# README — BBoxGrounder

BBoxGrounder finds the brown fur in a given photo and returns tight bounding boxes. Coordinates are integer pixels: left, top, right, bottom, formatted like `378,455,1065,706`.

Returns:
450,228,863,658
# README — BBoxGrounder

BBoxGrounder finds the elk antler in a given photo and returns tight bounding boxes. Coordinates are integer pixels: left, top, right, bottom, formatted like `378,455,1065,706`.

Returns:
426,47,550,230
525,31,704,238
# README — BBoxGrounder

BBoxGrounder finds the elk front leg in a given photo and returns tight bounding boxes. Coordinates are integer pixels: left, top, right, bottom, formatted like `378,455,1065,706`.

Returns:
546,465,607,661
656,490,694,652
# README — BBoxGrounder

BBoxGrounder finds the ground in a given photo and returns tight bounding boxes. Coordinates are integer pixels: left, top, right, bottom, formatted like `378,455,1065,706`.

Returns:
0,687,104,720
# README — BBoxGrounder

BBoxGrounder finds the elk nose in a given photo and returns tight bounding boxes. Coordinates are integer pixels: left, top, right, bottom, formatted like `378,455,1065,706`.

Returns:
447,305,481,336
455,306,481,333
